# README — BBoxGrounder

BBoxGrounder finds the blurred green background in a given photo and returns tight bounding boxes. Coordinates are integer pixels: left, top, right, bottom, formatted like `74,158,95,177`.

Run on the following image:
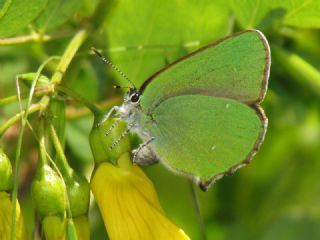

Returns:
1,0,320,239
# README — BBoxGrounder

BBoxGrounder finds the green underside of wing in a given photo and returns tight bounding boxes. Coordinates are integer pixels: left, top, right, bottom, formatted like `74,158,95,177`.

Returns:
141,30,269,114
147,95,265,181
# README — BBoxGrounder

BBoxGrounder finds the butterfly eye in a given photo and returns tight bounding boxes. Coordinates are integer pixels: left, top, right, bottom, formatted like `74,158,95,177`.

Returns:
130,94,140,103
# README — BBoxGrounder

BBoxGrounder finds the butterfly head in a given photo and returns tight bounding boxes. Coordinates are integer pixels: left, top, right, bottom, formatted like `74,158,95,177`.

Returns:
124,88,141,106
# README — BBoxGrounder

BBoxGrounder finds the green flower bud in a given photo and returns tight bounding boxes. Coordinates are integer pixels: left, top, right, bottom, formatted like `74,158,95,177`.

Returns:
0,148,13,192
67,172,90,217
31,164,66,219
89,115,131,164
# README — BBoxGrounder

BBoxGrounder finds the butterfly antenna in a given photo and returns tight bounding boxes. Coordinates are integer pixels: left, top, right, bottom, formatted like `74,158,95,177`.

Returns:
113,85,131,89
91,47,136,89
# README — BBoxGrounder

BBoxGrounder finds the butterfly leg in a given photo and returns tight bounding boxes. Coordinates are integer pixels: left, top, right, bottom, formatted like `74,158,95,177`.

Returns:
97,106,120,127
132,138,159,166
97,106,123,137
105,118,121,136
108,125,132,150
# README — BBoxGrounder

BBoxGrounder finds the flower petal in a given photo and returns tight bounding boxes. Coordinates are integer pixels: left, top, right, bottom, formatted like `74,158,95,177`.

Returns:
0,192,27,240
91,152,190,240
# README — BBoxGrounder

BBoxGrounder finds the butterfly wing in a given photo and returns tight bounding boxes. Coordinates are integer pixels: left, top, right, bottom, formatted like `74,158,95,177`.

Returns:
140,30,270,114
146,95,266,187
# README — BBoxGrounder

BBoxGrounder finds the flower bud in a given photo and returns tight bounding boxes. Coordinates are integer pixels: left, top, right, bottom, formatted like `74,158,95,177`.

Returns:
66,172,90,217
31,164,66,219
89,115,130,164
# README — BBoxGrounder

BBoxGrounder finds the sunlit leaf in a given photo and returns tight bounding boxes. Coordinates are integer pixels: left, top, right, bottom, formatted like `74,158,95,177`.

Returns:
35,0,82,32
281,0,320,28
228,0,273,28
0,0,46,37
105,0,231,87
229,0,320,29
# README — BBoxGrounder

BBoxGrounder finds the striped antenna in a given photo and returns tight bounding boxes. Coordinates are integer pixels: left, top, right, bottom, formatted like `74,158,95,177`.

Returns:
91,47,136,89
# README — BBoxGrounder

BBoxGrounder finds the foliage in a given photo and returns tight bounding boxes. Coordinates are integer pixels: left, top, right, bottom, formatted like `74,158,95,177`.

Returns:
0,0,320,239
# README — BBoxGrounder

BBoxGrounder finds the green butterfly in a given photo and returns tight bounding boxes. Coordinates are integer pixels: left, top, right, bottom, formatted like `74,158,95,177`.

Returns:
93,29,270,190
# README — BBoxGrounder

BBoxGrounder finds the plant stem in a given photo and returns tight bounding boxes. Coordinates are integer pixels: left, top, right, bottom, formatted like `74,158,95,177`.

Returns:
0,95,19,105
10,57,57,240
38,117,47,168
51,30,88,85
0,31,73,46
0,97,50,137
0,86,53,106
48,123,73,182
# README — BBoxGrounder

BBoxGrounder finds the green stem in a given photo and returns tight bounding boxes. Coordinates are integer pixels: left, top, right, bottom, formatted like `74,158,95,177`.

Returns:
38,117,47,168
0,97,49,137
48,123,73,182
46,0,114,86
50,98,66,149
0,86,53,106
0,95,19,105
10,56,58,240
66,215,78,240
0,31,73,46
51,30,88,85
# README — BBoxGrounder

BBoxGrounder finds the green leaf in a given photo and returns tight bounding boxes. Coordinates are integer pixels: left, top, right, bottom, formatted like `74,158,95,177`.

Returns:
281,0,320,28
228,0,273,29
229,0,320,29
0,0,12,19
105,0,231,87
0,0,46,37
65,62,99,102
35,0,82,32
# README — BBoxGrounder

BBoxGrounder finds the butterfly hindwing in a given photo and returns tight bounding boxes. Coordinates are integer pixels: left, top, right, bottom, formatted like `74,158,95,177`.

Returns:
146,95,266,183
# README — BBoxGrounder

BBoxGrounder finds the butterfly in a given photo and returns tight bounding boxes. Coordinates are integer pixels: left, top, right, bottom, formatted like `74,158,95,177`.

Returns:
92,29,270,190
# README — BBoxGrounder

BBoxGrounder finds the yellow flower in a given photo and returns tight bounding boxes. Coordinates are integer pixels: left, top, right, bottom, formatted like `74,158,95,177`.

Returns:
91,152,190,240
0,192,27,240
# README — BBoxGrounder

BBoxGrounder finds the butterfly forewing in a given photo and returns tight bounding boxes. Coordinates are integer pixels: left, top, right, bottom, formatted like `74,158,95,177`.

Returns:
140,30,270,114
